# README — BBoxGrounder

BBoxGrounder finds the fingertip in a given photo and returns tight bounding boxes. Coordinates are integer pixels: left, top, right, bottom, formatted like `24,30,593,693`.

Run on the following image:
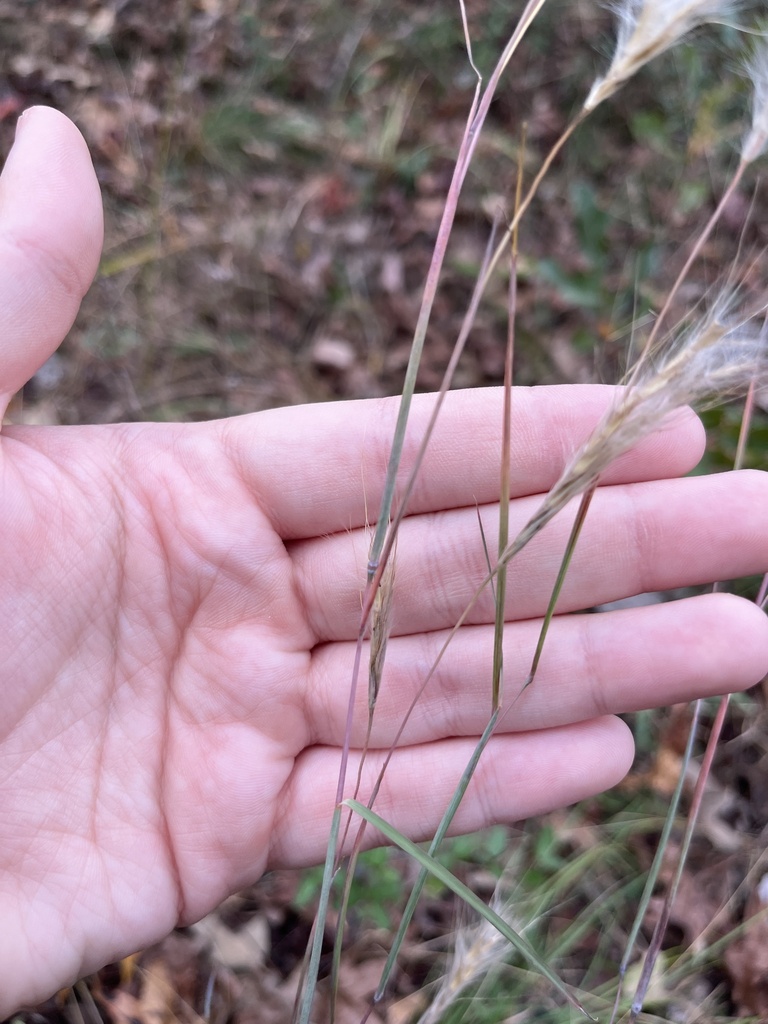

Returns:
541,717,635,806
657,404,706,473
587,715,635,787
474,717,636,821
3,105,104,291
705,591,768,691
0,105,103,402
607,403,706,483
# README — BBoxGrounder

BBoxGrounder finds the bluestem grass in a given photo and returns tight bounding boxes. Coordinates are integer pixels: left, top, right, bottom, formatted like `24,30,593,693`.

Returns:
742,40,768,162
349,304,768,1024
493,301,768,576
381,302,768,788
585,0,741,111
401,11,768,1022
381,301,768,1023
295,3,768,1020
297,6,553,1015
629,37,768,370
622,324,767,1021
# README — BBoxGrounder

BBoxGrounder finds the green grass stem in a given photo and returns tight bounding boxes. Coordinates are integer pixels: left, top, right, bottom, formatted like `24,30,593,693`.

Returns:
294,805,342,1024
628,697,729,1022
370,710,501,1007
608,700,702,1024
523,479,597,691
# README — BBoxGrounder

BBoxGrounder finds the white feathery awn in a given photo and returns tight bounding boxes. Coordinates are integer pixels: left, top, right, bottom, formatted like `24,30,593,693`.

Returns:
585,0,741,111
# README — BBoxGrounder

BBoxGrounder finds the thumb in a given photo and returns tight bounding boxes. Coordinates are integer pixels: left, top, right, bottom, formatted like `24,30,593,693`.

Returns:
0,106,103,411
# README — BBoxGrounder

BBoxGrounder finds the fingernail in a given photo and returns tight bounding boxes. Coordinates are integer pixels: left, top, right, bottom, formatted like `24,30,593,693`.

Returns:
14,106,37,141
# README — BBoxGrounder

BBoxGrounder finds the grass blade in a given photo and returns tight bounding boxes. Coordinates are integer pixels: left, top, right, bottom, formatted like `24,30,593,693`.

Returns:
608,700,702,1024
523,479,597,690
492,129,525,711
344,798,596,1020
628,698,729,1022
294,806,342,1024
371,710,501,1007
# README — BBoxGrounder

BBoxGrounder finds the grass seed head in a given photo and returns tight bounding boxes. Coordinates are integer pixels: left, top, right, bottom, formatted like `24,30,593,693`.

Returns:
369,551,396,712
585,0,739,111
541,302,767,519
417,891,525,1024
742,41,768,162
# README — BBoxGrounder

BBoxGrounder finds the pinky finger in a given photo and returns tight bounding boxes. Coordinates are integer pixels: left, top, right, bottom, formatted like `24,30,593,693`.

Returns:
267,716,634,870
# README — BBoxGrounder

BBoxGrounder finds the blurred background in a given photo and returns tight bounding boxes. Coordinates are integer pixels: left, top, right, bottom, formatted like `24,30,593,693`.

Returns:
2,1,768,1021
2,0,766,432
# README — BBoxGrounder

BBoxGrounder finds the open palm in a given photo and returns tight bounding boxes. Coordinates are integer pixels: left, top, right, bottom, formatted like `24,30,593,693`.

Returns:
2,108,767,1015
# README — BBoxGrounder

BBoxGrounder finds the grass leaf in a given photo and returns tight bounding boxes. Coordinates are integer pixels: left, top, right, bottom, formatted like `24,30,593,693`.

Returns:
344,799,596,1020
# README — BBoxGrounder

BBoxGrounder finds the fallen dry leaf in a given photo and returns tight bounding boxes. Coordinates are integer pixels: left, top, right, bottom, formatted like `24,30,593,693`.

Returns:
724,876,768,1017
192,912,270,972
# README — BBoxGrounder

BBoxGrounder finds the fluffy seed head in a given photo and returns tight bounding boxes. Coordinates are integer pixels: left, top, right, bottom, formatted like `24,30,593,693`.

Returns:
742,42,768,162
417,891,526,1024
498,301,767,567
550,303,766,509
585,0,739,111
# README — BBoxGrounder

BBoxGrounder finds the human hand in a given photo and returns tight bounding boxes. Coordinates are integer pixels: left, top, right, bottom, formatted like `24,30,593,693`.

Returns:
2,108,767,1014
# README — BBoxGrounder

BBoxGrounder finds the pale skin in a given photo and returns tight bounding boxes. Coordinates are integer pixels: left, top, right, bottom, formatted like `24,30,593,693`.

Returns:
2,106,768,1014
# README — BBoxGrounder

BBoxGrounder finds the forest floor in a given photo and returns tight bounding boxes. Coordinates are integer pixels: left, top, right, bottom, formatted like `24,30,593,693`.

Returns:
2,1,768,1022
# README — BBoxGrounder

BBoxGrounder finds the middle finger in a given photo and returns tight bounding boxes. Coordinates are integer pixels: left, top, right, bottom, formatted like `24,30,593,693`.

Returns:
291,470,768,642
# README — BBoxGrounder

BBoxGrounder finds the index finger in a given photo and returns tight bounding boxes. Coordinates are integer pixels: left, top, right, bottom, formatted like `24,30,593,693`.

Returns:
221,385,704,540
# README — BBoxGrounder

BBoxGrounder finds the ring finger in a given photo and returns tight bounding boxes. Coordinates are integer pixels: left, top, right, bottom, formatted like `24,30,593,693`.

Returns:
291,470,768,642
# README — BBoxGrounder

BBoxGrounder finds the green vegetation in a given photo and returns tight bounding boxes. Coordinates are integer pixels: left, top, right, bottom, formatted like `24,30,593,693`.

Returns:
2,1,767,1021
